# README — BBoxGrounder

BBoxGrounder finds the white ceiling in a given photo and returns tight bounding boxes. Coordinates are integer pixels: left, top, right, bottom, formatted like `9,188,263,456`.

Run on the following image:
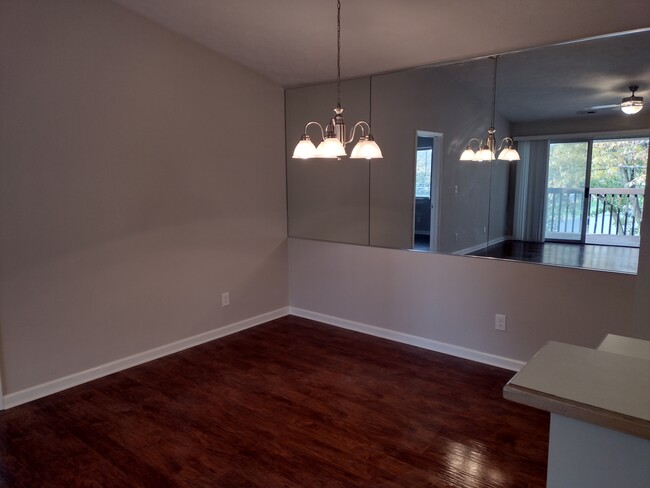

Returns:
452,31,650,123
112,0,650,88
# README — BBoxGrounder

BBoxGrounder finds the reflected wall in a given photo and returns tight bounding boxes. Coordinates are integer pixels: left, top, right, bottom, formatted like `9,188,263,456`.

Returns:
369,59,513,252
285,29,650,273
286,78,371,245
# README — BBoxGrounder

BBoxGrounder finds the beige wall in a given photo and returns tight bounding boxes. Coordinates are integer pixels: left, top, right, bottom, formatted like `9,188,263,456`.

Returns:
0,0,288,394
289,238,641,362
633,177,650,339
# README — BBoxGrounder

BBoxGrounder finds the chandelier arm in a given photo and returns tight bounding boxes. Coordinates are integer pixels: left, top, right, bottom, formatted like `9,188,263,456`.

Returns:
497,137,514,151
345,120,371,145
303,121,326,141
466,137,481,150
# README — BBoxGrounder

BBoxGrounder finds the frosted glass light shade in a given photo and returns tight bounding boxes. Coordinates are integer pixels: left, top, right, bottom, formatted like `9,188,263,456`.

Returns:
362,139,383,159
350,139,365,158
474,147,494,161
350,137,383,159
292,137,317,158
498,147,521,161
621,100,643,115
315,136,346,158
460,147,476,161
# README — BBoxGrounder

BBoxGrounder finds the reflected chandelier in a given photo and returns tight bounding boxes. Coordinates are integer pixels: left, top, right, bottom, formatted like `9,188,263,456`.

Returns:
460,56,520,162
292,0,382,160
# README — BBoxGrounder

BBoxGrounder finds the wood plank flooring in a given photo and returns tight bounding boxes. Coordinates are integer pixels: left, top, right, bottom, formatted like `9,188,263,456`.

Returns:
469,239,638,274
0,316,549,487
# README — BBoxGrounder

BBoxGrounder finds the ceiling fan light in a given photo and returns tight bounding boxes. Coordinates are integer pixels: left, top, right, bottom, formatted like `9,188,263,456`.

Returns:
292,135,318,159
620,97,643,115
621,86,644,115
315,136,346,158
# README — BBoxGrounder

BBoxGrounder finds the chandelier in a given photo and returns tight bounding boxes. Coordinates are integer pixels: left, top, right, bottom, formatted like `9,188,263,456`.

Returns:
292,0,383,160
460,56,520,162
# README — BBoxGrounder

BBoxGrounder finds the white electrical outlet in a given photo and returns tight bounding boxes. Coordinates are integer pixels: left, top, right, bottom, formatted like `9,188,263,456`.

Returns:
495,314,506,331
221,292,230,307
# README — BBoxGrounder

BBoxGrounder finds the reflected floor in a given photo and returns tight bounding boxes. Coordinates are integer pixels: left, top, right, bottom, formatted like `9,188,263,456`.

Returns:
413,233,430,251
469,240,638,274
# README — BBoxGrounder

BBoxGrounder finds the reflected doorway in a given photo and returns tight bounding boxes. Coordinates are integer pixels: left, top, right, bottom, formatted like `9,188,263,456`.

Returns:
413,131,442,251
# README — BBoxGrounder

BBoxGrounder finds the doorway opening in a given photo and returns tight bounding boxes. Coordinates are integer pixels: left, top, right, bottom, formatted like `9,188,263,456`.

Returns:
413,131,442,251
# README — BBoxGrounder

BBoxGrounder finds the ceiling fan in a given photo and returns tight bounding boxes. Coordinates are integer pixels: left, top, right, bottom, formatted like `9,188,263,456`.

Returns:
578,85,644,115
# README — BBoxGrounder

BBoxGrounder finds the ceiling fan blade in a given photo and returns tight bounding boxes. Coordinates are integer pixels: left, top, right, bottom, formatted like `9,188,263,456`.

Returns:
585,103,620,110
577,103,620,115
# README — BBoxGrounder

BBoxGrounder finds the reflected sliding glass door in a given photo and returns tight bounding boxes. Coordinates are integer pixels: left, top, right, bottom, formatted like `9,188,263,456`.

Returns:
586,138,647,247
545,141,590,242
545,137,648,246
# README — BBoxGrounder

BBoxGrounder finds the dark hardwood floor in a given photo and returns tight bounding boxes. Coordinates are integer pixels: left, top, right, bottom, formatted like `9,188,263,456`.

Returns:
0,316,549,487
469,239,638,274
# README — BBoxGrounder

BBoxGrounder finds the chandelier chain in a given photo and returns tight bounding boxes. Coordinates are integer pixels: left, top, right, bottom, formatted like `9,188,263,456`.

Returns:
491,55,498,128
337,0,341,108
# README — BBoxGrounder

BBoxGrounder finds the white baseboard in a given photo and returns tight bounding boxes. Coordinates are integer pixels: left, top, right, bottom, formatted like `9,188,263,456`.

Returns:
453,235,512,256
289,307,524,372
3,307,290,409
4,305,523,409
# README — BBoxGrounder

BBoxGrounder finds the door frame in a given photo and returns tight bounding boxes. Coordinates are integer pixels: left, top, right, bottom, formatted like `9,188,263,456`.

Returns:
413,130,443,252
545,139,593,243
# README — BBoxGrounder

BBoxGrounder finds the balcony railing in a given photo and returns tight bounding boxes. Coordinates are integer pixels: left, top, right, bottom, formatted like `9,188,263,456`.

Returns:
546,188,583,235
546,187,644,243
588,188,644,237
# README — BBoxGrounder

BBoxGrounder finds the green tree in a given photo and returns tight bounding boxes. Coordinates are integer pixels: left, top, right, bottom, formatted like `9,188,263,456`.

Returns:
591,138,647,189
548,142,588,189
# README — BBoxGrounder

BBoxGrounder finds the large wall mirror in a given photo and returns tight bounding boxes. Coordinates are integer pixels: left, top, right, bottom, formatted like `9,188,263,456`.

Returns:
286,29,650,274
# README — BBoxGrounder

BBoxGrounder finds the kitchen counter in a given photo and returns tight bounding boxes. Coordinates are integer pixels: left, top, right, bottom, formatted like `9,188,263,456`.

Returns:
503,335,650,488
